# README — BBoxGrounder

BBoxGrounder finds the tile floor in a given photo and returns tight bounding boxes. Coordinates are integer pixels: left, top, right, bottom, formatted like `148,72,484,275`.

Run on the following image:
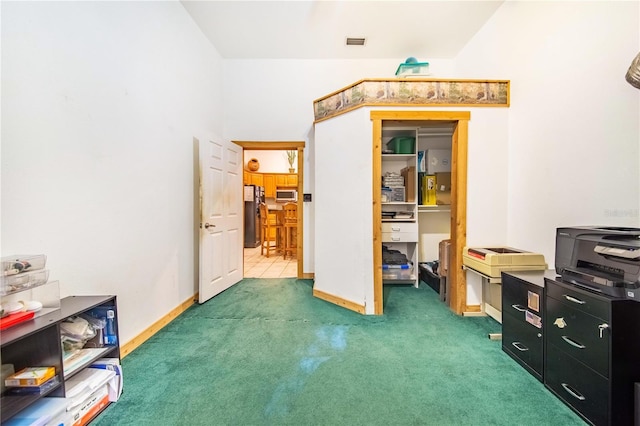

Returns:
243,246,297,278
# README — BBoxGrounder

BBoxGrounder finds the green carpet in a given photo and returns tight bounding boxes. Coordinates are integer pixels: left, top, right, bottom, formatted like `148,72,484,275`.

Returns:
93,279,585,425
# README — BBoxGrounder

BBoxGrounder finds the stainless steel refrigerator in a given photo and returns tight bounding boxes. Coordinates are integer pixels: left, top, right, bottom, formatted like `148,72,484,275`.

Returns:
244,185,264,248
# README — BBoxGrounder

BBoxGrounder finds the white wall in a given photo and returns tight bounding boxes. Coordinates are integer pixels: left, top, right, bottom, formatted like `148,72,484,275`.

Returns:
243,150,294,173
223,58,455,273
456,1,640,265
1,1,224,344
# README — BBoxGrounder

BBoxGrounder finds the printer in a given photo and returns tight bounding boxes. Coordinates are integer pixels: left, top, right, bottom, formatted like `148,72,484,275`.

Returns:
555,226,640,298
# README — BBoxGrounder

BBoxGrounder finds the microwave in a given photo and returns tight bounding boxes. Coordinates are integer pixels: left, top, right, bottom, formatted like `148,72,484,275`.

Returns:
275,189,297,202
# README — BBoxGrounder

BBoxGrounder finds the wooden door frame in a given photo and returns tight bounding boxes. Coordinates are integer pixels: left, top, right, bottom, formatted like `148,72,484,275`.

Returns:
233,141,306,279
370,111,469,315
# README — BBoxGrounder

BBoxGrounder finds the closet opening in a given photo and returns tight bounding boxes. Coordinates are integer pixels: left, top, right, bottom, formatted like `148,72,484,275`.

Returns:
371,111,469,315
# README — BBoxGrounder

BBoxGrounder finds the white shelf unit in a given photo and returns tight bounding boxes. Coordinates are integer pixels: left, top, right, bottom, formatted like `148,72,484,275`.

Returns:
381,127,419,286
417,126,453,264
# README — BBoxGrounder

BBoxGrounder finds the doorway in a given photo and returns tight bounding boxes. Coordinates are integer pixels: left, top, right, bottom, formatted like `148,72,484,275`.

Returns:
233,141,305,279
371,111,469,315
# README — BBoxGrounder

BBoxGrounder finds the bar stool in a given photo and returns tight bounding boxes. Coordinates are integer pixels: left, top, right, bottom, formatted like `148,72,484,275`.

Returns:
282,202,297,260
259,203,283,258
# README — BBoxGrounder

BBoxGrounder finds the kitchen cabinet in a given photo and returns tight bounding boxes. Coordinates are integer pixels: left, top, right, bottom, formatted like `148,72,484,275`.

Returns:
275,174,297,187
263,174,276,198
244,173,297,194
544,277,640,425
249,173,263,187
1,295,121,424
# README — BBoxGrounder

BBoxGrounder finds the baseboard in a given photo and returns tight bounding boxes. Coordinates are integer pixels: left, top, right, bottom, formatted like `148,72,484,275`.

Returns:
312,288,365,314
300,272,314,279
464,304,482,312
120,294,197,358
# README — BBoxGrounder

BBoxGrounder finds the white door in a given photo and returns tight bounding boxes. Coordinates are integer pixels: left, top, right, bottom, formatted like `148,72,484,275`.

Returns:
199,138,243,304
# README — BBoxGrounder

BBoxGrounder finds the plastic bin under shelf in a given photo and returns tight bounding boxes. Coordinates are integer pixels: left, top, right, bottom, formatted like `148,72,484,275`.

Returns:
382,264,415,280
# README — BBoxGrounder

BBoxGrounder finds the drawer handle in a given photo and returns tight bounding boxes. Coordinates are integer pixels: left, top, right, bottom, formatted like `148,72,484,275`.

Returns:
511,342,529,352
391,227,400,232
563,294,586,305
561,383,586,401
391,237,400,241
511,304,526,312
561,335,586,349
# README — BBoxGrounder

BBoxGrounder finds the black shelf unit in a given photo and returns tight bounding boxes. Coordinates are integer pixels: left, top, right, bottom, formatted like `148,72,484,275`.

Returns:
1,295,120,424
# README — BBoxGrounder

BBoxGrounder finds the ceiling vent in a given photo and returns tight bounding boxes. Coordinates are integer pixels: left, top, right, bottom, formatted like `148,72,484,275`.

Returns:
345,37,366,46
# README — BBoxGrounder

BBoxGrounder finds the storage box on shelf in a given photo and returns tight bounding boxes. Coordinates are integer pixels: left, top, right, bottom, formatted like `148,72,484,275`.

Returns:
1,254,61,331
0,295,121,424
2,254,48,294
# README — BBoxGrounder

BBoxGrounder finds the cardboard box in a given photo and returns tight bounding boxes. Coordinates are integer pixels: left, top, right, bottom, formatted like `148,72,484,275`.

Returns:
426,149,451,174
70,385,109,426
5,366,55,387
439,239,451,277
401,166,416,203
421,175,436,205
435,172,451,205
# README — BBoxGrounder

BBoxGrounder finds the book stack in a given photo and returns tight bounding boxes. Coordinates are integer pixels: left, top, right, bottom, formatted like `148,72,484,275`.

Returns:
4,366,59,395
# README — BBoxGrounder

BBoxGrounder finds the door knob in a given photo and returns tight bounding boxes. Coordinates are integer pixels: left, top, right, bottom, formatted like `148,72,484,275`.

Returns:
204,223,215,229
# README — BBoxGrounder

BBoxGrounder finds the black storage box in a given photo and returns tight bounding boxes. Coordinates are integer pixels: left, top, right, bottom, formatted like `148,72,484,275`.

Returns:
419,263,441,294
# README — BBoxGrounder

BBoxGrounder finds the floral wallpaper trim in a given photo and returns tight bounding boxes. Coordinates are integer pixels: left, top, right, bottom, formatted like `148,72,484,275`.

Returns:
313,79,510,122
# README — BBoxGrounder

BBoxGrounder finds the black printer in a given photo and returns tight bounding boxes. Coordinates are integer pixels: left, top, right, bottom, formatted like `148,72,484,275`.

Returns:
555,226,640,298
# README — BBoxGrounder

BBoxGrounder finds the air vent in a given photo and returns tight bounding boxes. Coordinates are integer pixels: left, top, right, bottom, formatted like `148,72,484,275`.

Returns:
346,37,366,46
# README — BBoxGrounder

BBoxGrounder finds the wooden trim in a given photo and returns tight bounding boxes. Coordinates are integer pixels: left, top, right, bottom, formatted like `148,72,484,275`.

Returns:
317,103,487,124
313,78,511,104
369,110,468,316
370,110,471,121
120,295,196,358
372,118,383,315
449,120,468,315
296,146,304,277
233,141,305,150
314,79,509,122
233,140,306,279
300,272,314,279
464,305,482,313
312,288,366,314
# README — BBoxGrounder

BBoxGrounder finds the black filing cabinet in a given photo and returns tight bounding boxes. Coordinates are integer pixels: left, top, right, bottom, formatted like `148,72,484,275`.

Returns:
544,277,640,425
502,270,556,382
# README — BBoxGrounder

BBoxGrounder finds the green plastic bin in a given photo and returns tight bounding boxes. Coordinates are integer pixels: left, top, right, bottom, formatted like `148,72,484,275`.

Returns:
387,137,415,154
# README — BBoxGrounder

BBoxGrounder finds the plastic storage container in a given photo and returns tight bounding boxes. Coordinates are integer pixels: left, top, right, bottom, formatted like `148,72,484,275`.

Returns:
386,137,415,154
395,62,430,76
1,270,50,295
1,254,47,276
382,264,414,280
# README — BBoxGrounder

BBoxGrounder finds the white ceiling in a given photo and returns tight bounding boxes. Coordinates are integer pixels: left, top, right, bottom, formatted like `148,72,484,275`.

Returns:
180,1,505,60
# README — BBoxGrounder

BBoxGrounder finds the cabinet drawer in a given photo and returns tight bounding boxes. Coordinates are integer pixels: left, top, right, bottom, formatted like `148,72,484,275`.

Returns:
502,274,544,317
382,223,418,234
546,296,609,377
382,232,417,243
545,343,608,426
546,278,610,320
502,312,543,380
